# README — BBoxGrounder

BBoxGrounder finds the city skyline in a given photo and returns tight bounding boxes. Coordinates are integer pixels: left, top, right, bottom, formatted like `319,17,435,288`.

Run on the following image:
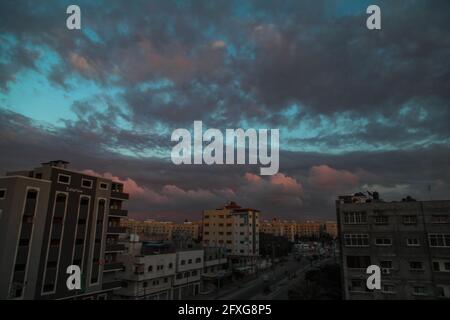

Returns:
2,0,450,222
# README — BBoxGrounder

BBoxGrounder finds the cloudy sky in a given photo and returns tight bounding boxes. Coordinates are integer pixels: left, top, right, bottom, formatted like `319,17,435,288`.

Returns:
1,0,450,221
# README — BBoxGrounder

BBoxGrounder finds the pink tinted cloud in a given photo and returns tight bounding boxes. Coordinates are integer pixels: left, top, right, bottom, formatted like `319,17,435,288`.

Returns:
245,172,262,183
308,165,359,190
270,173,303,193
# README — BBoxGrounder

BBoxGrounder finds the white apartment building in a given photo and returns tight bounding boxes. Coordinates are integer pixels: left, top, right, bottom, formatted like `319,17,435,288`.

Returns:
116,238,176,300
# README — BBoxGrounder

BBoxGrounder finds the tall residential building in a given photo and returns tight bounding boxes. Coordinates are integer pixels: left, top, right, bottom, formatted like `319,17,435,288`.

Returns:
202,202,260,272
0,160,129,300
336,193,450,300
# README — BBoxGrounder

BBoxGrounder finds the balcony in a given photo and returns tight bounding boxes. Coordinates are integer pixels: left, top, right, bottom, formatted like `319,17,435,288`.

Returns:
105,244,126,252
110,191,129,201
102,280,123,291
107,226,127,234
103,262,124,272
109,208,128,217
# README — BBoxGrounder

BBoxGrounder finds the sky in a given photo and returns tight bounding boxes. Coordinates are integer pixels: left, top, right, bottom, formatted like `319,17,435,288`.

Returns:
1,0,450,222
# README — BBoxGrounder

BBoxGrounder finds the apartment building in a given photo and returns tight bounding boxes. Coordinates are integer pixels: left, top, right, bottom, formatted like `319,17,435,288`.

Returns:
202,202,260,272
0,160,129,300
117,238,176,300
337,193,450,300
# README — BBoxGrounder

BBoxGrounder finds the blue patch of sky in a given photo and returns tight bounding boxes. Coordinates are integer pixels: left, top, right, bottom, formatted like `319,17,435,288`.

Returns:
1,44,124,126
83,27,103,44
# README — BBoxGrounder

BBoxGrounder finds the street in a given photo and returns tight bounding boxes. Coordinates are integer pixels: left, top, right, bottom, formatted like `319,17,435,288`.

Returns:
195,256,329,300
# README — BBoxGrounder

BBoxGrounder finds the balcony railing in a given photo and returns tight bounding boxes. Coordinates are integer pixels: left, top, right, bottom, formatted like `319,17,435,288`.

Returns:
105,244,126,252
110,191,129,200
109,208,128,217
103,262,124,272
107,226,127,234
102,280,123,291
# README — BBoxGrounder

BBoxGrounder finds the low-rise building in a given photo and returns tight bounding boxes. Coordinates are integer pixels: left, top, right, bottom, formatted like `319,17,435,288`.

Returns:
117,238,176,300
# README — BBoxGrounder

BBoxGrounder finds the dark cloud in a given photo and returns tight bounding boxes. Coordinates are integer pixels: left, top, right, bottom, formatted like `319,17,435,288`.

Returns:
1,1,450,221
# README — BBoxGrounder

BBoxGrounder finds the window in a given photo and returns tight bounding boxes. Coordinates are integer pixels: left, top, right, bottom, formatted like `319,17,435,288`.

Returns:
343,211,367,224
0,189,6,199
168,263,173,269
344,234,369,247
433,261,441,271
375,238,392,246
15,264,26,272
142,282,148,288
374,216,388,225
432,215,449,224
409,261,424,271
402,215,417,225
181,260,186,265
176,273,183,279
81,179,93,189
57,174,71,185
148,265,153,272
406,238,420,246
97,294,107,300
100,183,108,190
382,284,396,293
433,261,450,272
191,270,197,276
412,286,427,295
19,239,30,246
380,261,393,269
195,258,201,263
349,279,369,292
429,234,450,247
346,256,371,269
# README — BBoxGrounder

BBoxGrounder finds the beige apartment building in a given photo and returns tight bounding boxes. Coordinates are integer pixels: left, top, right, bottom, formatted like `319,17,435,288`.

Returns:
337,193,450,300
202,202,260,272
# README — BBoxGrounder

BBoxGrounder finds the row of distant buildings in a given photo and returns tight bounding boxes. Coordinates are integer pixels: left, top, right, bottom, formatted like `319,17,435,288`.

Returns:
260,219,338,241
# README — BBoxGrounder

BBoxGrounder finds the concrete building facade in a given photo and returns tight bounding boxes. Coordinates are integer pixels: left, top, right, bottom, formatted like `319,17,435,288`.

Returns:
0,160,129,300
337,193,450,300
202,202,260,272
